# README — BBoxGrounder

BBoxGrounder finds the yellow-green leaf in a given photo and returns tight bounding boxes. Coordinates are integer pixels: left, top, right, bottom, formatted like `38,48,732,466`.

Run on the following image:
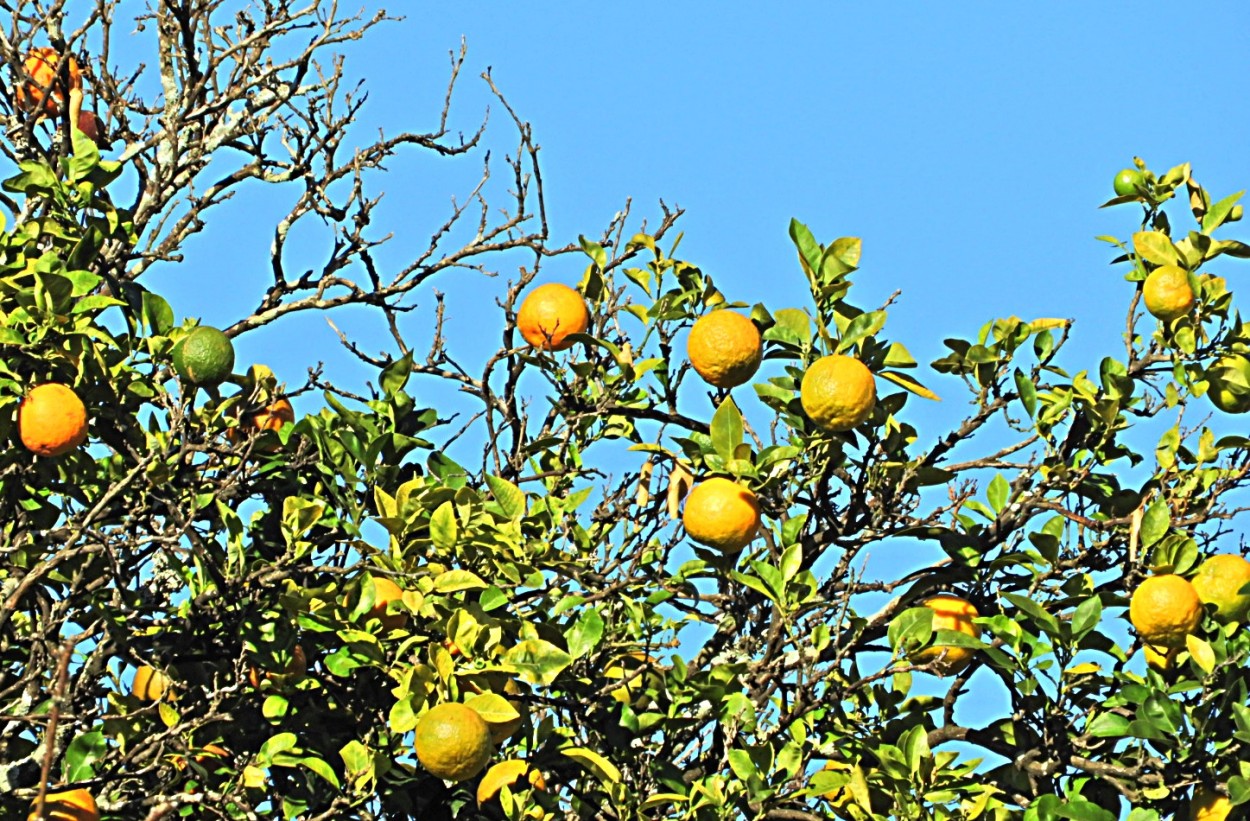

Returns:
879,370,940,401
562,746,622,783
1186,634,1216,674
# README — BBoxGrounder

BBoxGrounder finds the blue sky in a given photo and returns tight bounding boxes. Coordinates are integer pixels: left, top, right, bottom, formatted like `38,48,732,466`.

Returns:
145,2,1250,436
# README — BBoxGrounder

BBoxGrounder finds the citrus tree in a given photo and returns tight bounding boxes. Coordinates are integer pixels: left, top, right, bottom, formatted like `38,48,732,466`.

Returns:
4,4,1250,821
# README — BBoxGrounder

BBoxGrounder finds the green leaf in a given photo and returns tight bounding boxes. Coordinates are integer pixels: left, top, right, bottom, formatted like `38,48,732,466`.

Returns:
263,694,290,721
1070,596,1102,639
505,639,573,685
430,501,458,552
1139,499,1170,549
141,291,174,335
837,310,886,353
1086,713,1129,738
379,351,413,396
1132,231,1180,267
710,396,744,462
562,746,621,783
789,219,822,277
63,730,106,783
485,473,527,520
888,607,934,653
465,692,521,725
431,569,486,593
299,755,341,788
1015,368,1038,417
565,607,605,659
1202,190,1244,233
987,474,1009,514
763,308,811,347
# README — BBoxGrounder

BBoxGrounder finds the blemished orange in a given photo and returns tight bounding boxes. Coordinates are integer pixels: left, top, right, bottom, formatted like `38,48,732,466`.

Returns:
1189,785,1233,821
414,702,494,782
1142,265,1195,321
909,595,981,676
366,575,408,631
686,310,763,388
19,383,88,457
476,759,546,806
132,665,172,701
800,355,877,432
1191,554,1250,623
681,478,761,553
1129,574,1202,649
247,644,307,689
516,283,589,351
15,48,82,118
26,788,99,821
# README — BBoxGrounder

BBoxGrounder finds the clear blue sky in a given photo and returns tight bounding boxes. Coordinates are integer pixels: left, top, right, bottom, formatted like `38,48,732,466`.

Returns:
148,1,1250,437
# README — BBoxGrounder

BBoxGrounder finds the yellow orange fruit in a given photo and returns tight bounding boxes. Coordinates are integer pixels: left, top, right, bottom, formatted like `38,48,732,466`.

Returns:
1191,554,1250,623
1189,785,1232,821
15,48,82,118
681,478,761,553
26,788,98,821
800,355,877,432
516,283,590,351
1129,574,1202,650
476,759,546,806
1143,643,1177,674
908,595,981,676
132,665,172,702
19,383,88,457
1142,265,1195,322
686,310,763,388
1206,355,1250,415
605,653,663,710
366,575,408,631
414,702,494,782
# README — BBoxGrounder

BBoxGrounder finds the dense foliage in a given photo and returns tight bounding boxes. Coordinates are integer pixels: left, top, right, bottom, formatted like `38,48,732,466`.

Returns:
4,3,1250,820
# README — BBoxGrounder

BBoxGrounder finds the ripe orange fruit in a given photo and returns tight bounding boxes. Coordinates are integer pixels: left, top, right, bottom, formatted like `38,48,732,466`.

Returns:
1189,785,1232,821
681,478,761,553
248,644,307,689
366,575,407,631
1129,574,1202,650
229,397,295,448
800,355,877,432
414,702,494,782
15,48,81,118
132,665,172,702
1141,265,1195,322
172,326,235,386
1191,554,1250,623
476,759,546,806
516,283,589,351
1113,168,1145,198
19,383,88,457
908,595,981,676
26,788,98,821
686,310,763,388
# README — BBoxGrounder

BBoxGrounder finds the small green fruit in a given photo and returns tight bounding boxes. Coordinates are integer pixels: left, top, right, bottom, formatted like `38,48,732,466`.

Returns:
173,326,236,386
1113,168,1145,198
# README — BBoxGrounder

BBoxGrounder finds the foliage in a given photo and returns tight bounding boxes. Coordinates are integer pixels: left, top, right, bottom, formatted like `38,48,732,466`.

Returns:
4,4,1250,821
